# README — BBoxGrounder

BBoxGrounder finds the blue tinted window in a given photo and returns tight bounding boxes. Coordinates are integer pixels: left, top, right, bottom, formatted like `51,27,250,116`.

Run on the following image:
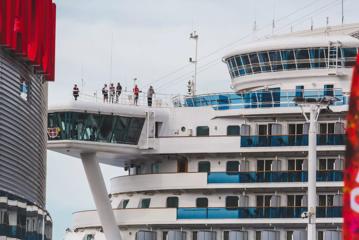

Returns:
249,53,261,74
258,52,271,72
343,48,357,67
281,50,296,70
295,49,310,69
269,51,283,71
241,55,252,74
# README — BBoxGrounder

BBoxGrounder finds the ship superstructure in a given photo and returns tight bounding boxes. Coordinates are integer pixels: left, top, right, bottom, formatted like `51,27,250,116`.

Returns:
48,24,359,240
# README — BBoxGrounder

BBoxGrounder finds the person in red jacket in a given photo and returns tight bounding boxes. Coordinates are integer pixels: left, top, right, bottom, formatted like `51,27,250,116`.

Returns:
133,84,140,105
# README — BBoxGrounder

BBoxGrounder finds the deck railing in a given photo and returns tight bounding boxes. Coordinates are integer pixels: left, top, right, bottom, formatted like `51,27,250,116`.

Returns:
240,134,346,147
207,170,343,184
177,206,342,219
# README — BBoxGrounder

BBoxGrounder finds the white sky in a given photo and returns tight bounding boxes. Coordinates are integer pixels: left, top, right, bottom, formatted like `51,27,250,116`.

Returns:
47,0,359,239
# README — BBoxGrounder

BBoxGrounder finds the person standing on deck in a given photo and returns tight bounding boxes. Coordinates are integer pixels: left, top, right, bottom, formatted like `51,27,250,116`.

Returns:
147,86,155,107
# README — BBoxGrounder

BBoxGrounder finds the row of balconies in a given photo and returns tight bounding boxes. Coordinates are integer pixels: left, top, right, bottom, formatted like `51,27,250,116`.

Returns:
110,171,342,194
207,170,343,183
240,134,345,147
176,206,342,219
72,208,342,230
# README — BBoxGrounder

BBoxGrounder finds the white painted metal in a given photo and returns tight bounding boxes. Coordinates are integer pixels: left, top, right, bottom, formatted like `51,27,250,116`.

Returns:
307,105,319,240
81,153,122,240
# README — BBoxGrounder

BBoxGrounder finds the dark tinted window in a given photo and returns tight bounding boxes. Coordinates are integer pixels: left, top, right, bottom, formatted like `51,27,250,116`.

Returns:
226,196,239,208
197,126,209,136
226,161,239,172
166,197,179,208
227,125,240,136
139,198,151,208
196,198,208,208
198,161,211,172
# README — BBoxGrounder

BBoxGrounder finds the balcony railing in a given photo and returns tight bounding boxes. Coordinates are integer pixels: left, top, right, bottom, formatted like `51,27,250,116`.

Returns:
183,88,348,110
240,134,346,147
177,207,342,219
0,225,26,239
207,170,343,184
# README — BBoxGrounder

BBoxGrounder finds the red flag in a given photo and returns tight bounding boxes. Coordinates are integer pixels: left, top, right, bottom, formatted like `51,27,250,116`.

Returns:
344,54,359,239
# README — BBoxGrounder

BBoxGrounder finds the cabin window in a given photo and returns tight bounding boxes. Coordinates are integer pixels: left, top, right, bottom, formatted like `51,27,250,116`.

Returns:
139,198,151,208
196,198,208,208
226,196,239,208
227,125,240,136
118,199,129,209
196,126,209,136
166,197,179,208
198,161,211,173
226,161,239,172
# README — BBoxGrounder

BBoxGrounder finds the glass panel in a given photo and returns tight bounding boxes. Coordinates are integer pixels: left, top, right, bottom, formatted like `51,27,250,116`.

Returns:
281,50,296,70
226,196,239,208
196,198,208,208
295,49,310,69
318,48,328,68
288,160,295,171
47,112,145,145
166,197,179,208
198,161,211,172
197,126,209,136
226,161,239,172
140,198,151,208
241,55,252,74
343,48,357,67
269,51,283,71
258,51,272,72
249,53,261,74
227,125,240,136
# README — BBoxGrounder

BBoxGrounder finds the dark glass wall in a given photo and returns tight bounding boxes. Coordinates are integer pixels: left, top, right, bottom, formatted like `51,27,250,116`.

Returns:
48,112,145,145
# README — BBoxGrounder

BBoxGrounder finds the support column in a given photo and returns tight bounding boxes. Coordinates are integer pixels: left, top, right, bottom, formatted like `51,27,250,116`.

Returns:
307,105,317,240
81,153,122,240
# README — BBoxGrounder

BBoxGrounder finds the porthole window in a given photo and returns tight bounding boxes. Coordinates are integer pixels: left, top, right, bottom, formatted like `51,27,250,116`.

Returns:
181,126,186,132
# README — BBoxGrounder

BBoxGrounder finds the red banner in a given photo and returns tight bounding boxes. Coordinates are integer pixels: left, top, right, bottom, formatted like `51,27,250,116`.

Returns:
344,54,359,239
0,0,56,81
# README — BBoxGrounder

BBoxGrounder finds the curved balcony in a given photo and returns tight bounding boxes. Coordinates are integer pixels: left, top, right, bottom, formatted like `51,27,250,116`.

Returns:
110,171,342,194
240,134,346,147
177,207,342,219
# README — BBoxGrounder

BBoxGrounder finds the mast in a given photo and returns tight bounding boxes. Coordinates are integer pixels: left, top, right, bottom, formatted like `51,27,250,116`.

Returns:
189,31,199,96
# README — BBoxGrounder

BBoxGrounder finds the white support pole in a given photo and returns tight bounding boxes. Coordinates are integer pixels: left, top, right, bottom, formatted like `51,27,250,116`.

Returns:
307,105,317,240
81,153,122,240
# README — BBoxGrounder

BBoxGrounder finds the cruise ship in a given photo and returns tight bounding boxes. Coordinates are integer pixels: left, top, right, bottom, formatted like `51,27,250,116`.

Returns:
47,24,359,240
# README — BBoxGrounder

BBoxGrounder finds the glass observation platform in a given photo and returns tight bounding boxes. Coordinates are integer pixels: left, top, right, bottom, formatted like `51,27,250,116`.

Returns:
177,206,342,219
183,88,348,110
47,112,145,145
207,170,343,184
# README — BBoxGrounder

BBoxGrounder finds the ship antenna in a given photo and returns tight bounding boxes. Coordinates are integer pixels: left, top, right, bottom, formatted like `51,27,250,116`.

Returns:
311,18,314,31
109,32,114,86
189,31,199,96
342,0,344,25
272,0,276,34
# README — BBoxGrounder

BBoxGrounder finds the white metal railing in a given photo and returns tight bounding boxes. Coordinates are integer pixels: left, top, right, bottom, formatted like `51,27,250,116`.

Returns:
72,91,180,108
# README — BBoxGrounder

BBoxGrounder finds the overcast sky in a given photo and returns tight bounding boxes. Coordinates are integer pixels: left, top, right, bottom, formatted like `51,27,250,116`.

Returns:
47,0,359,239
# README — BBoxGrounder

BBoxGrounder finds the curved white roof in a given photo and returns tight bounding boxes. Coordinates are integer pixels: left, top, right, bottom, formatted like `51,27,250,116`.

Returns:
223,34,359,59
223,23,359,59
